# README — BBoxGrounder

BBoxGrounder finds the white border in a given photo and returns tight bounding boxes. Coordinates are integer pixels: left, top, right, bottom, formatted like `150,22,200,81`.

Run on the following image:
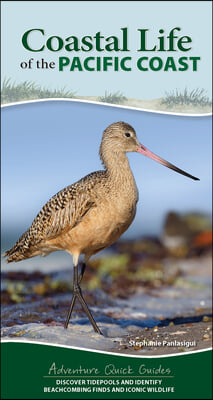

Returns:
1,339,212,358
1,98,212,117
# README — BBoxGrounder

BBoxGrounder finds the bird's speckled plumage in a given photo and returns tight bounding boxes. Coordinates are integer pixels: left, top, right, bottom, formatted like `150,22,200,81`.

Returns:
4,122,139,264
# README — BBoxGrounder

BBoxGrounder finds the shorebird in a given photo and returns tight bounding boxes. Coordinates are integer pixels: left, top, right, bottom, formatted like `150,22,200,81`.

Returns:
4,122,199,334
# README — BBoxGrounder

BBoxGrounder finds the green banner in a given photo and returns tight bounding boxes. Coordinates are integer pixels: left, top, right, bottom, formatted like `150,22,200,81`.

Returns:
1,342,212,399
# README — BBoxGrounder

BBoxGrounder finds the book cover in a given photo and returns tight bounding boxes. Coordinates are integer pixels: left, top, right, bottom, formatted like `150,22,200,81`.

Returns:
1,1,212,399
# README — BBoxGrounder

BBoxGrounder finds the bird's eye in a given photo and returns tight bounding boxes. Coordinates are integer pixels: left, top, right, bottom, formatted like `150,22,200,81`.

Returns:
125,133,131,137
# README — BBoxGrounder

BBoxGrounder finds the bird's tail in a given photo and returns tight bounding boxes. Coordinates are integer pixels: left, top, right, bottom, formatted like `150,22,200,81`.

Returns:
3,230,31,263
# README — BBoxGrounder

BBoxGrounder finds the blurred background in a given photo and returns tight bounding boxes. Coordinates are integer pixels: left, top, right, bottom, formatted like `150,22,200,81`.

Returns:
1,100,212,271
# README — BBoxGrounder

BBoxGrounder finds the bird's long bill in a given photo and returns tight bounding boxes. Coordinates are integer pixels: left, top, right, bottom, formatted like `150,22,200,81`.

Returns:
137,144,199,181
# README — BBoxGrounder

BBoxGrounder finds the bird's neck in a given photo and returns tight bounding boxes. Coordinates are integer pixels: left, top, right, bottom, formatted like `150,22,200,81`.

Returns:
103,150,136,186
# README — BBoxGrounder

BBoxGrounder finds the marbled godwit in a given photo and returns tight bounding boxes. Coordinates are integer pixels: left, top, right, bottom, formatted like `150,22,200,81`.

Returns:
4,122,199,334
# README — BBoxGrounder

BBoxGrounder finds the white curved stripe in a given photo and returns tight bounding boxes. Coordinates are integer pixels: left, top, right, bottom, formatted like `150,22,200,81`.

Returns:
1,97,212,117
1,339,212,358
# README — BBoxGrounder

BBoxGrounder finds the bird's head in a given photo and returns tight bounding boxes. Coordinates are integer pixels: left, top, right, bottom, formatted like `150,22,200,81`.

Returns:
100,121,140,155
100,121,199,181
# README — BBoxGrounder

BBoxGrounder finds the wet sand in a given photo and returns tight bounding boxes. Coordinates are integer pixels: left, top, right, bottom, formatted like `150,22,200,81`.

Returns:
1,254,212,355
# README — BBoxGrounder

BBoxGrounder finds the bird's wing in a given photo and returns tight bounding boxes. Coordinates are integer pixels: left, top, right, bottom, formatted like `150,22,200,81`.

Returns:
27,177,98,245
4,172,105,262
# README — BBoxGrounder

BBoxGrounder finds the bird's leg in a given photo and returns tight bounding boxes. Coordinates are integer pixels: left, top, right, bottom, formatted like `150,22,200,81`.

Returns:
78,262,86,283
64,277,77,329
64,263,102,335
